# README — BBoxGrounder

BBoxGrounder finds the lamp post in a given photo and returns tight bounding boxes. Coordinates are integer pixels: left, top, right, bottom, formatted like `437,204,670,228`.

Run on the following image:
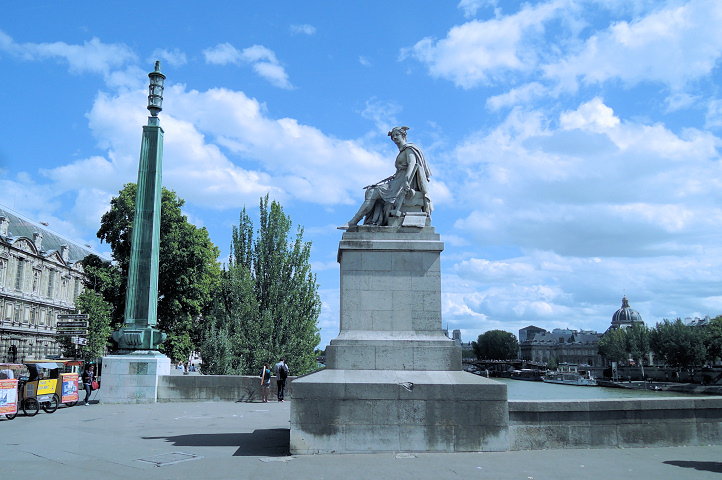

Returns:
112,61,167,352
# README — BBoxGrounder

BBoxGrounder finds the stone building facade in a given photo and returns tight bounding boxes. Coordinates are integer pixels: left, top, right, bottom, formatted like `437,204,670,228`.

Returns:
519,326,604,366
0,206,109,362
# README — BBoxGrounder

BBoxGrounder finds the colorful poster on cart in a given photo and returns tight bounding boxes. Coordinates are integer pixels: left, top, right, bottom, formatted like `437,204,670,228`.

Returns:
61,373,79,403
0,379,18,414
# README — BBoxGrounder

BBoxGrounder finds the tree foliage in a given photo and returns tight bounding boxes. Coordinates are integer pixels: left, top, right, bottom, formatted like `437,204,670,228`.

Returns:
201,195,321,375
60,290,113,361
472,330,519,360
650,318,707,380
96,183,221,361
703,316,722,361
598,327,628,364
625,323,651,377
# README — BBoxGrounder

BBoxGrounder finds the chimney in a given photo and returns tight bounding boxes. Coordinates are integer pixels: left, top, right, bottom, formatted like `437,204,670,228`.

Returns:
60,244,70,262
0,216,9,236
33,232,43,250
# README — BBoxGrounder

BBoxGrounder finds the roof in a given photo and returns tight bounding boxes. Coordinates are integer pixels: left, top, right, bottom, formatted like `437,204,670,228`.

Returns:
611,295,644,328
0,204,111,264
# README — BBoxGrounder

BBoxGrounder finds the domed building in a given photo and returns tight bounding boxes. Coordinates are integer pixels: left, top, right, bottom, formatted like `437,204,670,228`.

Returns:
610,295,644,329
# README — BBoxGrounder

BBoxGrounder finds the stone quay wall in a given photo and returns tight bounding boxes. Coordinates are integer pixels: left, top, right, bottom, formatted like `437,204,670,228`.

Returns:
156,374,294,403
155,375,722,450
508,397,722,450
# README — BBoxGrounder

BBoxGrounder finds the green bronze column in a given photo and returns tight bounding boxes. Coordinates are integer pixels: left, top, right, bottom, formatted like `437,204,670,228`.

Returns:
112,61,167,352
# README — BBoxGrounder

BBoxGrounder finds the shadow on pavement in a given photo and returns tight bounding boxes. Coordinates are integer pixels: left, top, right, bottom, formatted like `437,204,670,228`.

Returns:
664,460,722,473
143,428,290,457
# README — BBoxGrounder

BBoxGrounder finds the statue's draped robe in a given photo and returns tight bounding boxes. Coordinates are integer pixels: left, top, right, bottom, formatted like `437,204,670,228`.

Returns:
364,143,433,226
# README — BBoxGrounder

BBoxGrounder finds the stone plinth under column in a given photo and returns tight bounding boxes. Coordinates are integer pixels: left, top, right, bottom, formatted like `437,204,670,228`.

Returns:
290,369,508,454
98,352,170,404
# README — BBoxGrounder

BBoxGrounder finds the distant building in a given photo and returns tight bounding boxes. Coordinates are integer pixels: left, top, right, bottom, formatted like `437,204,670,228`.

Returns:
0,206,109,362
443,327,463,346
519,327,604,366
685,316,711,327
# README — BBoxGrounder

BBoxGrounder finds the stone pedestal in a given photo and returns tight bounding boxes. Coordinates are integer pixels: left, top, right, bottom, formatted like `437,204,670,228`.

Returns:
290,225,509,454
98,351,170,404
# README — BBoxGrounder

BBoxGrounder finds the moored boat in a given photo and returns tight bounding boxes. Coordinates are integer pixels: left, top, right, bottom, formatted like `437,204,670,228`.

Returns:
510,368,544,382
542,364,598,386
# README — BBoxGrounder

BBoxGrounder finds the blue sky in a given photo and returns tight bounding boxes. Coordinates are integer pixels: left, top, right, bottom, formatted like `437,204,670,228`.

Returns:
2,0,722,349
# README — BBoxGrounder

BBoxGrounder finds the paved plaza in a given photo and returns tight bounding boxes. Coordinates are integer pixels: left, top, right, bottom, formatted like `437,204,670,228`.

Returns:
2,399,721,480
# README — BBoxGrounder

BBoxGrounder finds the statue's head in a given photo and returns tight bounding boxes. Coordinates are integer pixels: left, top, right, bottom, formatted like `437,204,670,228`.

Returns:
388,126,409,140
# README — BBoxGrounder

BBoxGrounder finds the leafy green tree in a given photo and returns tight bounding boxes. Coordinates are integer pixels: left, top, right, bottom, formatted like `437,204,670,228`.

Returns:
703,316,722,362
96,183,221,361
80,254,124,326
61,290,113,361
201,195,321,375
651,318,707,381
598,327,628,364
626,323,651,378
471,330,519,360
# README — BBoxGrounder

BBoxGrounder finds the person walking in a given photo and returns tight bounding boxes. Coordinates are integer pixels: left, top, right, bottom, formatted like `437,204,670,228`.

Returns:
274,358,289,402
82,364,95,406
260,362,271,402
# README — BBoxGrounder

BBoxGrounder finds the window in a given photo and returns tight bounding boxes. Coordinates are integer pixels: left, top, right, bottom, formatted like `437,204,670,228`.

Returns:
0,259,6,288
74,278,81,300
33,270,41,294
14,259,24,290
46,270,55,298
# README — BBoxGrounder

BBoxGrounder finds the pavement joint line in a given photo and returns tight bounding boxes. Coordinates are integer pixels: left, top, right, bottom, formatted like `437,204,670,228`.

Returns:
136,452,204,466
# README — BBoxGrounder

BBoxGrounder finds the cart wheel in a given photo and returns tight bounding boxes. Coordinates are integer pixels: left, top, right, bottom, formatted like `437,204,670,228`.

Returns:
5,412,17,420
42,395,59,414
23,398,39,417
66,401,78,407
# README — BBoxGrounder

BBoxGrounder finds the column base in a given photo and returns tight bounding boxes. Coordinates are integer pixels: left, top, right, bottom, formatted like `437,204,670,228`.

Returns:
98,352,171,404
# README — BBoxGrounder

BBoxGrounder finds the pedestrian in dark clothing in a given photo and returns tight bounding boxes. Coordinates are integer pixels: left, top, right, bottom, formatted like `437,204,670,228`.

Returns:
274,358,289,402
82,365,95,405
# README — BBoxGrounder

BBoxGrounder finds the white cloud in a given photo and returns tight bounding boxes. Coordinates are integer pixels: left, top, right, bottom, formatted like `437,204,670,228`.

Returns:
40,84,389,214
560,97,620,132
457,0,497,18
404,2,563,89
448,99,722,261
706,99,722,130
203,43,293,89
543,0,722,92
202,42,240,65
407,0,722,104
0,30,137,77
290,24,316,35
150,48,187,67
359,56,371,67
361,99,402,134
486,82,546,111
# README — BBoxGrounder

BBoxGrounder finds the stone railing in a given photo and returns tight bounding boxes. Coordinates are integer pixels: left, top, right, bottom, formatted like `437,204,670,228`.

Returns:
508,397,722,450
157,374,293,403
156,375,722,451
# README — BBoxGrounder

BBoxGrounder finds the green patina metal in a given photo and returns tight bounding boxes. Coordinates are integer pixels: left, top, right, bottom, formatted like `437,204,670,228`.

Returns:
112,62,167,352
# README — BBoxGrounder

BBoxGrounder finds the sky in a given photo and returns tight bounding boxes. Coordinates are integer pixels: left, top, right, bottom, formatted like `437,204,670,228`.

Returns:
2,0,722,349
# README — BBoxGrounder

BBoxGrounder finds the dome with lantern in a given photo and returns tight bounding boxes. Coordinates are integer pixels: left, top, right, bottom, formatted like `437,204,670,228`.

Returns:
611,295,644,329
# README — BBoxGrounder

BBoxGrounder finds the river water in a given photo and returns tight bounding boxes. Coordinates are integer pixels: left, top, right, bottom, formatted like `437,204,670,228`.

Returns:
495,378,696,400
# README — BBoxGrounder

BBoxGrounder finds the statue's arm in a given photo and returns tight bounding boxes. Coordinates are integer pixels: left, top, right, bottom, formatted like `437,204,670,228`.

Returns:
404,152,417,188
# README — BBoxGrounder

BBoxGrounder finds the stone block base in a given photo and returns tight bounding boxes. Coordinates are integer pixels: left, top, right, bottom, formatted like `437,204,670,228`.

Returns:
290,369,509,454
98,352,171,404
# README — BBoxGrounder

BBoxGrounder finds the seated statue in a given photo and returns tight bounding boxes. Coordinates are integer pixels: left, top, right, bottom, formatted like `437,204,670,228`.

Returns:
339,126,432,229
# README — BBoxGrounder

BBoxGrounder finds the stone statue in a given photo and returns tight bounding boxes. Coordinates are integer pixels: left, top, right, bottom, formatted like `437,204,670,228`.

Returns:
339,126,432,229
